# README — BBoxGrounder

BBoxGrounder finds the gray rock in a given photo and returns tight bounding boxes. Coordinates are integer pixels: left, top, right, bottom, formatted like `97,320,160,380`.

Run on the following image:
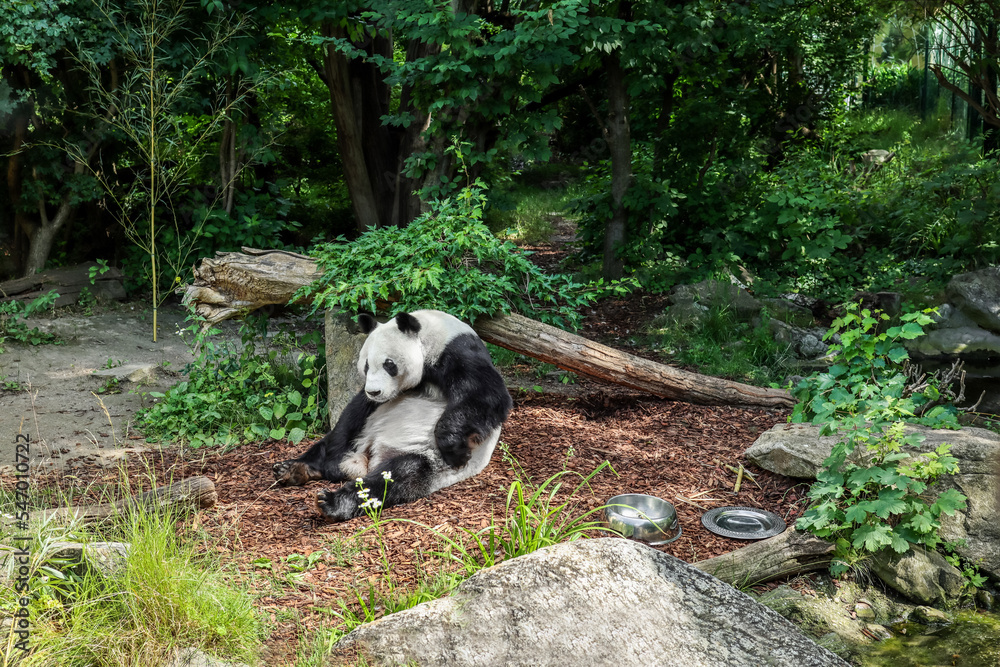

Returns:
976,589,995,610
325,310,367,424
166,647,249,667
906,325,1000,360
91,362,160,384
909,605,952,625
330,539,849,667
768,320,834,359
927,303,981,331
799,334,828,359
49,541,130,578
947,267,1000,333
745,423,836,478
853,602,876,620
670,279,762,320
762,297,815,327
746,423,1000,580
661,300,709,328
756,585,872,661
871,546,965,606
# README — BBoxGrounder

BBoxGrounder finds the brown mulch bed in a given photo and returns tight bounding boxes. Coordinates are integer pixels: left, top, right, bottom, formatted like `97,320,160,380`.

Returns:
28,388,809,663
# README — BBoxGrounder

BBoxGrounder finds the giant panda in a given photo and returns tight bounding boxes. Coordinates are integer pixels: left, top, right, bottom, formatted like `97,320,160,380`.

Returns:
273,309,513,522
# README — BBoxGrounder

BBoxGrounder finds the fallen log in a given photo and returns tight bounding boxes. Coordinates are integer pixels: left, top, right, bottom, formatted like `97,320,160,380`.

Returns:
0,262,126,308
180,248,795,409
27,476,217,525
693,529,834,586
474,312,794,408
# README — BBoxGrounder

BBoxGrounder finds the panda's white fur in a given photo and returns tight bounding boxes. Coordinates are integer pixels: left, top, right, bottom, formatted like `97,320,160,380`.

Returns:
273,309,512,522
342,390,501,494
356,309,472,402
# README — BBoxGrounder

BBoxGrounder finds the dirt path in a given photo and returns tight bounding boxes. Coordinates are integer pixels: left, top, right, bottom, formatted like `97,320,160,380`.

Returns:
0,302,238,472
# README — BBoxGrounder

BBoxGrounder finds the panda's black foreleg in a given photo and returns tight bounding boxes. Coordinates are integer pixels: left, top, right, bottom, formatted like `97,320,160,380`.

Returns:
435,394,511,468
273,391,376,486
315,453,434,523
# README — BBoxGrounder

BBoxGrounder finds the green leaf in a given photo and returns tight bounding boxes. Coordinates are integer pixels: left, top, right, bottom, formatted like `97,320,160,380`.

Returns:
933,488,968,515
852,524,893,552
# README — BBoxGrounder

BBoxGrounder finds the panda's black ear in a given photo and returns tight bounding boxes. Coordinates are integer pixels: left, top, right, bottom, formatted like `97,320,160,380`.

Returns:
394,312,421,335
357,313,378,334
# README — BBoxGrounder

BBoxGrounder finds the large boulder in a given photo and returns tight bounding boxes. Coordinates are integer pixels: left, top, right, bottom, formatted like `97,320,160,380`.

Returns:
329,539,849,667
746,423,1000,580
756,581,913,662
870,546,965,607
325,310,367,423
906,326,1000,361
670,279,763,320
946,267,1000,333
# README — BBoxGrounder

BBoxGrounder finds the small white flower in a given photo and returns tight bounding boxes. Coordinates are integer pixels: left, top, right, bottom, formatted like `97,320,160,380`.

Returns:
355,477,364,485
381,470,393,482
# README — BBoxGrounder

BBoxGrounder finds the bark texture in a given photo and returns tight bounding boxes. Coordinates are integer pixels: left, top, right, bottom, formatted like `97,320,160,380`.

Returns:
180,249,795,409
692,529,835,586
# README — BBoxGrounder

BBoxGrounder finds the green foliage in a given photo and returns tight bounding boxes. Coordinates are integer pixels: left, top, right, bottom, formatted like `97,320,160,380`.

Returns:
0,291,60,351
792,304,968,576
648,306,795,386
484,174,583,246
87,259,111,285
789,305,958,428
0,485,262,665
301,186,632,329
139,314,326,447
448,457,615,566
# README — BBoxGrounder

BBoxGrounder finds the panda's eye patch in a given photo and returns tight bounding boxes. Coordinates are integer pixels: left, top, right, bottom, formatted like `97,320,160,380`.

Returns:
383,359,398,377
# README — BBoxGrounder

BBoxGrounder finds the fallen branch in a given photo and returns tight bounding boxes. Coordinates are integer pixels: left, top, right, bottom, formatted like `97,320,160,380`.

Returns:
26,476,217,525
180,249,795,409
693,529,834,586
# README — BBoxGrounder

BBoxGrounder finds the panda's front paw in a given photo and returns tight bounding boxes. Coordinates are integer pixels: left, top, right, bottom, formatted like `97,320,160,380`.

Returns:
438,435,472,469
273,460,322,487
315,489,358,523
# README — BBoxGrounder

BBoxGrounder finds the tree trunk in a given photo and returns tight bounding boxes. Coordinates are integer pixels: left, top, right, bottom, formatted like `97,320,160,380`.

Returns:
22,167,83,277
179,249,795,409
6,68,31,277
603,51,631,281
693,529,835,586
321,21,383,232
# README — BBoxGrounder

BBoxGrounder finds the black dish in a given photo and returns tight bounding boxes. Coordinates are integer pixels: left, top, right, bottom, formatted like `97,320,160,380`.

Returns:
701,506,786,540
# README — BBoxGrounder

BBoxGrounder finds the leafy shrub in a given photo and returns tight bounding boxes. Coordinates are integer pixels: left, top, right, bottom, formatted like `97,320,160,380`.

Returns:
139,315,326,447
0,291,60,351
791,304,968,576
300,185,631,329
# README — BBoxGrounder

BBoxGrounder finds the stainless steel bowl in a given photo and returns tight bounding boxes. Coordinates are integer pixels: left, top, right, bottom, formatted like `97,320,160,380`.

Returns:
605,494,681,546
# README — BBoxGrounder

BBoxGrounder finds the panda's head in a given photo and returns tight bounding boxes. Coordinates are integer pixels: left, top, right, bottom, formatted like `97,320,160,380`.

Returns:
356,312,424,403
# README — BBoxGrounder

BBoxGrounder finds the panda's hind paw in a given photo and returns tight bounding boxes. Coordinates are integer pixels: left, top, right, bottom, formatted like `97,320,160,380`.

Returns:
315,489,357,523
273,460,322,487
